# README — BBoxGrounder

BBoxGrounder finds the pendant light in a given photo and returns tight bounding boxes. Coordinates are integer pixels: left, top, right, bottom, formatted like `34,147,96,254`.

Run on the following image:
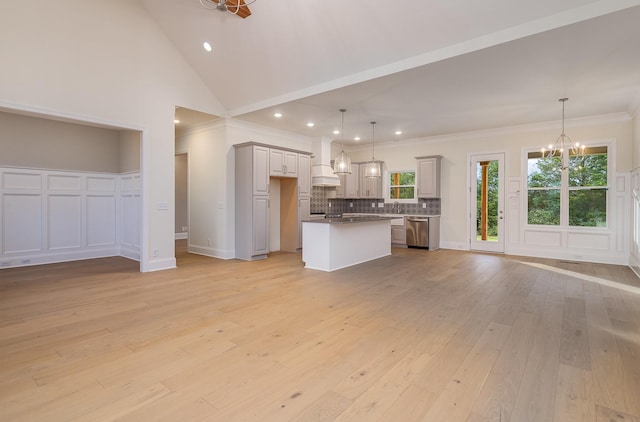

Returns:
333,109,352,175
541,98,584,170
364,121,381,178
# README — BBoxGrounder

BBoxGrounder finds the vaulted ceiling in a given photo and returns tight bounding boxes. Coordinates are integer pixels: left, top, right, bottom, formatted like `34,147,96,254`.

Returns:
142,0,640,145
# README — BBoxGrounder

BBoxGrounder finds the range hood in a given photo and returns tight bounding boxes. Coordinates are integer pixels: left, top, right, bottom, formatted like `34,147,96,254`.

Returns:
311,138,341,187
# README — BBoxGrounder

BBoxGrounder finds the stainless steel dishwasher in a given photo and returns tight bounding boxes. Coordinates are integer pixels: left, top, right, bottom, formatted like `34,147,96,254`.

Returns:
406,216,440,250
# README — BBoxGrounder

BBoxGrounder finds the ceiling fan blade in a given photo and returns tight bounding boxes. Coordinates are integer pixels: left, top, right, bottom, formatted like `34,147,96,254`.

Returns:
226,0,252,18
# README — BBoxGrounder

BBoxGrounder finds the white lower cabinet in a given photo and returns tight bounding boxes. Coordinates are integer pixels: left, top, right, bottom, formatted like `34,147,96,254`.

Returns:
252,196,270,255
390,217,406,246
391,226,406,245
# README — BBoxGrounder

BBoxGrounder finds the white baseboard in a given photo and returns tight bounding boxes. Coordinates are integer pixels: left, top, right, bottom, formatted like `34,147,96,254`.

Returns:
439,241,468,251
188,244,235,260
630,253,640,279
142,257,177,272
0,248,120,269
175,232,188,240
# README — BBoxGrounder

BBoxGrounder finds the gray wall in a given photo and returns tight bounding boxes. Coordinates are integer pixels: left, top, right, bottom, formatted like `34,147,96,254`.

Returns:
0,111,122,172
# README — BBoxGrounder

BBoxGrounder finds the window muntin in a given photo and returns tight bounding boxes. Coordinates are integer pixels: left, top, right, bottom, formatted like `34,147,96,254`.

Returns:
527,146,607,227
388,171,415,201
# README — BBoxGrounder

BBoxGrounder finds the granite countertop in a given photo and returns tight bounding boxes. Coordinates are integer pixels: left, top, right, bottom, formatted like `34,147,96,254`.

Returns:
303,215,397,224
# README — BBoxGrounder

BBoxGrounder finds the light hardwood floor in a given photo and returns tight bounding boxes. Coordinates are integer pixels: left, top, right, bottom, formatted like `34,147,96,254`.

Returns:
1,242,639,421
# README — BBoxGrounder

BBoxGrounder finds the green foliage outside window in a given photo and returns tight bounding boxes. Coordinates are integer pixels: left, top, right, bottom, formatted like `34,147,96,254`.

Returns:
476,161,499,236
389,171,415,199
527,147,607,227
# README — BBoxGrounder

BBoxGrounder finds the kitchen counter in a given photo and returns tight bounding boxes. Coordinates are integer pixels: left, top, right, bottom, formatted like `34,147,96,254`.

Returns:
303,215,397,224
302,217,391,272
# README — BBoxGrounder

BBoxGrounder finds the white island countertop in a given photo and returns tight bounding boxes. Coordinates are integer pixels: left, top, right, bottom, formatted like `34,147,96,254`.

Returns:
302,217,393,272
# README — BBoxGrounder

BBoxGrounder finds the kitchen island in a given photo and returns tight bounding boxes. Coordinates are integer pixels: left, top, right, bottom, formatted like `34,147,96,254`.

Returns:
302,216,394,272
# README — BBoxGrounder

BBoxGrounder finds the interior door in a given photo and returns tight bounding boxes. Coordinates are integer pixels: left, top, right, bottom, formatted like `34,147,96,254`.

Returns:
470,153,504,253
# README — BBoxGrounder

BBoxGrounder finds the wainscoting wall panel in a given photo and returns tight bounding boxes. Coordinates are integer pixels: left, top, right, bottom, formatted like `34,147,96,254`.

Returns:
0,167,140,269
511,167,630,265
631,169,640,277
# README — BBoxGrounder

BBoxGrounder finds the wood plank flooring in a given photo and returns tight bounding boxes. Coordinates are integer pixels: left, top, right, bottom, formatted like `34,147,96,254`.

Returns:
1,242,639,421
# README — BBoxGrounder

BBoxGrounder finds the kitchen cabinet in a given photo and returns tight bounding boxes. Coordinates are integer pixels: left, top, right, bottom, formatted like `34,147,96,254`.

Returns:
390,216,406,246
359,163,383,198
270,149,298,177
235,142,312,260
344,165,360,198
253,196,270,255
253,145,270,195
333,166,359,198
235,144,271,260
297,154,311,197
416,155,442,198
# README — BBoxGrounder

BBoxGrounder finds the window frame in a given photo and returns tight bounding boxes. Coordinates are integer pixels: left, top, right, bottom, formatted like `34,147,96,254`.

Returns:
523,140,612,229
385,169,417,203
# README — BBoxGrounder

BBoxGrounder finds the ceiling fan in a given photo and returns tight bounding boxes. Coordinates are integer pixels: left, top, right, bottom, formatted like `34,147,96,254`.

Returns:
199,0,257,19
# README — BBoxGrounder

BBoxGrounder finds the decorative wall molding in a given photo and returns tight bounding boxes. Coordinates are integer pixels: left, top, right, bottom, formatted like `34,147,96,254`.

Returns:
631,168,640,277
0,167,140,269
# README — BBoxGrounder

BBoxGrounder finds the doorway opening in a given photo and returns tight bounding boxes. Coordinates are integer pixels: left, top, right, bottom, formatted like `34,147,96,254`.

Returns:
470,153,505,253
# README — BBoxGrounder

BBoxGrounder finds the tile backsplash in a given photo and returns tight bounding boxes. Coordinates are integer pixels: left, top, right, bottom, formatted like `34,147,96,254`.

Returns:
311,186,440,215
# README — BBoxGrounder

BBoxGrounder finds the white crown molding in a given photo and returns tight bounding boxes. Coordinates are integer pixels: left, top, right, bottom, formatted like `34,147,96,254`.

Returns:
345,112,632,152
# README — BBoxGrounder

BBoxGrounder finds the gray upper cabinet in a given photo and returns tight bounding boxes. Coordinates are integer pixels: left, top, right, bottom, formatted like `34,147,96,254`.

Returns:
416,155,442,198
270,149,298,177
344,165,360,198
253,145,270,196
297,154,311,197
359,163,383,199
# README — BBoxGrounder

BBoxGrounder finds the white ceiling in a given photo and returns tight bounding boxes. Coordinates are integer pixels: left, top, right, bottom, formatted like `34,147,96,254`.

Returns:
142,0,640,145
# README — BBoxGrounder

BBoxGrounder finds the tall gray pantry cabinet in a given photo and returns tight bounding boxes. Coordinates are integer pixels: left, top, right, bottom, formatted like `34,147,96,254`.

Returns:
234,142,312,261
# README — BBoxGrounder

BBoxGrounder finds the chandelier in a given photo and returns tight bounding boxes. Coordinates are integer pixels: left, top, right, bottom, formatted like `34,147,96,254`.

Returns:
542,98,584,170
333,109,352,175
364,121,381,178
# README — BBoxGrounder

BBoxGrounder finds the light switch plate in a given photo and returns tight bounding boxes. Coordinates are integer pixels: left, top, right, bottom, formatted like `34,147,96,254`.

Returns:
422,203,427,208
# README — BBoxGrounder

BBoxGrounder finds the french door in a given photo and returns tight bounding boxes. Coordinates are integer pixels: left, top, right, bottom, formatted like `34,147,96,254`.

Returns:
470,153,505,253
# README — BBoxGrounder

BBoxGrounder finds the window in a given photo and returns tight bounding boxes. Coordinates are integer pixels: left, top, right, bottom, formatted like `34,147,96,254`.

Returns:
388,170,415,202
527,146,608,227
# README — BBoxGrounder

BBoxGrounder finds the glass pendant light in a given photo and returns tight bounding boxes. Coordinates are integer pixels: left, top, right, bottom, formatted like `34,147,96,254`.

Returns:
364,121,381,178
333,109,352,175
541,97,585,170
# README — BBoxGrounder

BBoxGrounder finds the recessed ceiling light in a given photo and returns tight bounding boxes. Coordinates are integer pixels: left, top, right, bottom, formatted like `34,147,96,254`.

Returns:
354,136,360,141
333,130,340,135
395,130,402,135
307,122,315,127
174,119,180,124
274,112,282,118
203,42,212,52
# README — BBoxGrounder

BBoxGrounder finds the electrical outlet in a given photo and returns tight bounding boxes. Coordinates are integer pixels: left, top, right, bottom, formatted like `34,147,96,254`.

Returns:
371,202,375,208
349,202,353,207
422,203,427,208
153,249,159,257
182,226,188,232
378,202,384,208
